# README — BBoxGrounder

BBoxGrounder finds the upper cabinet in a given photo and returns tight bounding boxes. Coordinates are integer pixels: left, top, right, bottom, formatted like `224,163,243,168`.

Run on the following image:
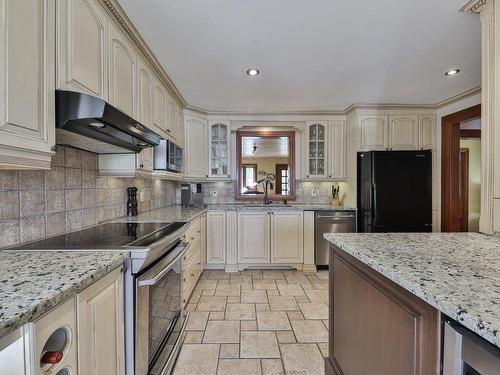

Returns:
138,60,153,128
108,24,137,118
0,0,56,169
185,117,208,179
357,113,435,151
328,120,347,179
56,0,108,98
305,122,328,179
208,121,231,179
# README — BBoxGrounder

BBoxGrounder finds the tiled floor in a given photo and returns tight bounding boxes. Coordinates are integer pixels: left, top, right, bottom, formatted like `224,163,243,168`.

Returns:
173,269,329,375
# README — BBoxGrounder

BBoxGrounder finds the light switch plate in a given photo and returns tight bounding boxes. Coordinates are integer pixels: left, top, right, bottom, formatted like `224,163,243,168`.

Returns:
211,190,218,197
139,191,145,202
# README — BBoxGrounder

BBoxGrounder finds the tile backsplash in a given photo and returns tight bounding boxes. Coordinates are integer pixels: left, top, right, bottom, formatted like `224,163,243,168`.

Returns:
0,146,178,248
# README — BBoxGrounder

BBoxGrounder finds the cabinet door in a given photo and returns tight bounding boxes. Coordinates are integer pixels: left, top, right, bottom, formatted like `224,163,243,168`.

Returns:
206,211,226,264
419,115,435,150
389,115,419,150
153,82,168,131
168,99,177,138
56,0,107,99
136,148,153,172
185,118,208,178
209,122,230,179
328,120,347,179
78,267,124,375
306,121,328,179
177,108,185,147
358,115,388,151
271,211,303,264
0,0,55,169
238,212,270,264
138,60,153,128
108,24,137,117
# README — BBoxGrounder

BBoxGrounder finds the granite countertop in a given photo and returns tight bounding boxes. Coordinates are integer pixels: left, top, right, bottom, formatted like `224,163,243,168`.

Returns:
111,206,206,223
0,250,128,339
324,232,500,348
204,204,356,211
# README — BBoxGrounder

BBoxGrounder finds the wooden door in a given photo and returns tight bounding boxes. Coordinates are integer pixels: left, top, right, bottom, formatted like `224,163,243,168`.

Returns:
109,24,137,117
77,267,124,375
358,115,388,151
238,211,270,263
185,118,208,178
328,120,347,179
206,211,226,264
389,115,419,150
459,148,470,232
271,211,303,264
326,247,439,375
56,0,107,98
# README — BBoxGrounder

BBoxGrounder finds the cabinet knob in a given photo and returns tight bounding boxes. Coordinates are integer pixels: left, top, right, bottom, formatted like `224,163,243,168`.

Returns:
191,236,195,240
191,273,195,277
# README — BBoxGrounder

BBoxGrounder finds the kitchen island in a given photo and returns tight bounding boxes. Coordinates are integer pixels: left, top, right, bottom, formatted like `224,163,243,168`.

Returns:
324,232,500,375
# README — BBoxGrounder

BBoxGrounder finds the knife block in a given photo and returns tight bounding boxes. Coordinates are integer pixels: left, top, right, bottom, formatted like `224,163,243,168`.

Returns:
331,197,340,207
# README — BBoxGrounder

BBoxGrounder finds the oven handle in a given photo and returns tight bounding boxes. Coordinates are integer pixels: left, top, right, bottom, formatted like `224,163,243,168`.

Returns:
137,241,190,287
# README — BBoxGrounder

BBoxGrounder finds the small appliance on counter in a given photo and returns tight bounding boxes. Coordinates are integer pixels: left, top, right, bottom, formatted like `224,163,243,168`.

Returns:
154,139,183,173
181,183,203,207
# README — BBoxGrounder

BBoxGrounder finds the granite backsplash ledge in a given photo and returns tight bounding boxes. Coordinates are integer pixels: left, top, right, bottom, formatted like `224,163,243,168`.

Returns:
0,146,178,248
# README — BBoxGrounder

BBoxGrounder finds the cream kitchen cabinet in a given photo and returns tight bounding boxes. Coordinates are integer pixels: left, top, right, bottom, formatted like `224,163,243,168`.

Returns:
168,98,178,140
271,211,304,264
177,107,185,147
182,214,204,305
305,121,328,179
358,113,435,151
77,267,124,375
138,60,154,129
56,0,108,99
185,117,209,179
328,120,347,180
208,121,231,179
238,211,271,264
153,80,168,133
108,23,137,118
0,0,56,170
206,211,226,265
389,115,419,150
358,115,389,151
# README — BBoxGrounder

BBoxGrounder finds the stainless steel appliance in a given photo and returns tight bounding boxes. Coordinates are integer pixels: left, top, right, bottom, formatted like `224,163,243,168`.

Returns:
180,183,203,207
55,90,161,154
314,210,356,267
154,139,183,173
9,221,190,375
443,321,500,375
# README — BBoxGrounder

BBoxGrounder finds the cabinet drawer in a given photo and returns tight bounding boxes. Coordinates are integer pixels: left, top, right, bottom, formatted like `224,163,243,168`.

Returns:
183,248,202,304
186,216,202,258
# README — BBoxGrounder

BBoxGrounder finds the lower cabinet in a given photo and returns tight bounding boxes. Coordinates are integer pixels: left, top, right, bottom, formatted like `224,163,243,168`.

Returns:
238,211,304,265
238,211,271,264
182,214,204,305
77,267,125,375
206,211,226,264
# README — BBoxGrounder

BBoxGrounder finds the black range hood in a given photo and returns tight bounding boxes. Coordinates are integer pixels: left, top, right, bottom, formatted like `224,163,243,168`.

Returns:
55,90,161,154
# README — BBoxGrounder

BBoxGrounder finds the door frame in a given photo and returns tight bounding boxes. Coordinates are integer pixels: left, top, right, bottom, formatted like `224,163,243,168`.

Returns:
459,148,470,232
441,104,480,231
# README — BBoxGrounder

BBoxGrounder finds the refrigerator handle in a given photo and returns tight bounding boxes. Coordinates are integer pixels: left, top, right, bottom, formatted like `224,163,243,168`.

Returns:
372,182,377,225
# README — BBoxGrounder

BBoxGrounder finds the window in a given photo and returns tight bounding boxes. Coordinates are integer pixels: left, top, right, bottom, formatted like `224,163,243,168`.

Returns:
275,164,289,195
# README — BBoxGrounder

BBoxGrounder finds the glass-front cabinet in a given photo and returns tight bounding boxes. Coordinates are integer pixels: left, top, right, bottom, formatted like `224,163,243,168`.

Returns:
209,121,231,179
306,121,328,178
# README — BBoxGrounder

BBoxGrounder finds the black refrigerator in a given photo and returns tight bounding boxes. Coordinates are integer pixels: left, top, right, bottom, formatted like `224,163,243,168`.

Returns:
357,150,432,233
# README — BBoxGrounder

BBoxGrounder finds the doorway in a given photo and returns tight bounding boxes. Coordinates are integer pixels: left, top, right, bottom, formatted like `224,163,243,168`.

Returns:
441,104,481,232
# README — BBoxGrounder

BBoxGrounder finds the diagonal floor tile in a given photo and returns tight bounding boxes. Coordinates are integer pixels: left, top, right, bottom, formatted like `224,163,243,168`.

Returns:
299,302,328,320
241,289,268,303
217,359,261,375
305,289,328,303
290,320,328,343
277,284,305,296
268,296,300,311
225,303,256,320
186,311,209,331
197,296,227,311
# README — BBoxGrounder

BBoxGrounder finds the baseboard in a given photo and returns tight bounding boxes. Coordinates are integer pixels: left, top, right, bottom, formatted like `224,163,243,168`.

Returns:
302,264,317,273
224,264,239,273
204,264,225,270
325,357,343,375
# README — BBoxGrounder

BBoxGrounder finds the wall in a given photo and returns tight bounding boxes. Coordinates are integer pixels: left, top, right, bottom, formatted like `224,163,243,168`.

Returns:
435,92,481,232
0,146,178,248
460,138,481,232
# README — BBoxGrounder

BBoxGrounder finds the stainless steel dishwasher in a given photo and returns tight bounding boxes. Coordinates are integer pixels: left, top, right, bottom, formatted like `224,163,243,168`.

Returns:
315,210,356,268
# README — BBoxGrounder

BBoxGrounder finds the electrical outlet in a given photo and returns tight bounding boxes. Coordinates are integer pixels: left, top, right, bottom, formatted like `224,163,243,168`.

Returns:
311,189,319,197
139,190,145,203
211,190,218,197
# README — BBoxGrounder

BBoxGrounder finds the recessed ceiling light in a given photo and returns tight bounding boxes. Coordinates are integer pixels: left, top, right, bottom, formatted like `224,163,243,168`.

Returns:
445,69,460,76
246,68,260,77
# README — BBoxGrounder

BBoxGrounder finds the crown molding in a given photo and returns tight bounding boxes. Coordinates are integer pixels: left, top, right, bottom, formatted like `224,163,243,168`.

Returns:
344,103,436,113
435,86,481,108
461,0,487,13
98,0,186,107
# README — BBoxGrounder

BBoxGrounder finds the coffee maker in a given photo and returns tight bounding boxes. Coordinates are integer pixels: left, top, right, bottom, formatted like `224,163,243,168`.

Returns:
181,183,203,207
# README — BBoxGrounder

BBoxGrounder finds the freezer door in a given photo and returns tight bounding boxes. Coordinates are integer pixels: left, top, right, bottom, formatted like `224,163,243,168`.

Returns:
372,151,432,231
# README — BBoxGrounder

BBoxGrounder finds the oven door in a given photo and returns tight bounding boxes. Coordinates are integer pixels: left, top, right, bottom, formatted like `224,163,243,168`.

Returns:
135,241,190,375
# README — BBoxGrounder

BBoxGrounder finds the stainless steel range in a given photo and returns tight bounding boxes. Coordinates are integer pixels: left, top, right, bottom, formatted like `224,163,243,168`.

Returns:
10,221,190,375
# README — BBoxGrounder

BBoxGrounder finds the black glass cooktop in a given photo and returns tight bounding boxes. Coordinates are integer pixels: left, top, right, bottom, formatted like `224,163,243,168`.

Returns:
13,222,186,249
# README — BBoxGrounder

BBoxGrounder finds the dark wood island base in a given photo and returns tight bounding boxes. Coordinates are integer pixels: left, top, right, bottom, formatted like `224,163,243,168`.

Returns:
326,245,440,375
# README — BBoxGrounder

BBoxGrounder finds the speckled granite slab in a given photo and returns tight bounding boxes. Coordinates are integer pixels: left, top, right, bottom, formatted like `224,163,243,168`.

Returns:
0,250,127,338
205,204,357,211
324,232,500,348
111,206,206,223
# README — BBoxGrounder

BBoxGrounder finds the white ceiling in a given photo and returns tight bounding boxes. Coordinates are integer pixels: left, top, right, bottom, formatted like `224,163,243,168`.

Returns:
118,0,481,113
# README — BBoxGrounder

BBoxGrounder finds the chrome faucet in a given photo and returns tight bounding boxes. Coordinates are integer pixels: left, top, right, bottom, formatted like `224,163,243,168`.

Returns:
257,171,275,205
